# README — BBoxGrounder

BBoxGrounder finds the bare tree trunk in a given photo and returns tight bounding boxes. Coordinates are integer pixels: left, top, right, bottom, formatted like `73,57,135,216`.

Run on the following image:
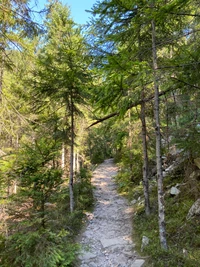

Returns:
61,142,65,170
76,151,80,173
0,48,4,102
151,19,168,250
141,90,151,215
164,96,170,153
69,94,74,212
138,28,151,215
128,108,134,175
74,151,80,173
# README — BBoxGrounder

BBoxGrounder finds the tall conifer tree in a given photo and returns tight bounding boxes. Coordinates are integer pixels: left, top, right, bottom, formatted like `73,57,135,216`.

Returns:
32,1,90,212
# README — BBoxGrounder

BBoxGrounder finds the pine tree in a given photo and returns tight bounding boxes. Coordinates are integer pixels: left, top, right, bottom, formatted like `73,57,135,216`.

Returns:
0,0,40,100
32,1,91,212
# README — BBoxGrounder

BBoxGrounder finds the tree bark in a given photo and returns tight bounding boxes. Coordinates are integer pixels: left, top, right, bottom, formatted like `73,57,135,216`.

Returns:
141,92,151,215
69,93,74,212
151,19,168,250
0,48,4,103
61,142,66,170
138,28,151,216
128,106,134,175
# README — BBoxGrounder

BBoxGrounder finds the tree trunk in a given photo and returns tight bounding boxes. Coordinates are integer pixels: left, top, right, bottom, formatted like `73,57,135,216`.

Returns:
138,28,151,215
0,48,4,102
141,91,151,215
164,96,170,153
69,94,74,212
151,19,168,250
76,151,80,173
128,108,134,175
61,142,66,170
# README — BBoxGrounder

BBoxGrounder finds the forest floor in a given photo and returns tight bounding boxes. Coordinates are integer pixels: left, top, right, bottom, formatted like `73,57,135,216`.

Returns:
76,158,145,267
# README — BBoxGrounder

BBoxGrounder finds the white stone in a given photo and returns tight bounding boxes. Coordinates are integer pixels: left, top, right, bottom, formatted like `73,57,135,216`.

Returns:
131,259,145,267
100,237,128,248
141,236,149,252
131,199,137,205
170,186,180,196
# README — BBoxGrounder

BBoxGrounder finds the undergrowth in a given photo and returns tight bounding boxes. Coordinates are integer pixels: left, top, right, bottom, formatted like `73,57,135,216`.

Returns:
115,161,200,267
0,167,94,267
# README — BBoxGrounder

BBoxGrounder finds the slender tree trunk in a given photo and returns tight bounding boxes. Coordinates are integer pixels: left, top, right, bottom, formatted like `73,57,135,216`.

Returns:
141,90,151,215
128,108,134,176
61,142,65,170
69,93,74,212
151,19,168,250
164,96,170,153
0,20,6,103
0,66,3,102
172,92,179,128
138,28,151,215
0,48,4,102
76,151,80,173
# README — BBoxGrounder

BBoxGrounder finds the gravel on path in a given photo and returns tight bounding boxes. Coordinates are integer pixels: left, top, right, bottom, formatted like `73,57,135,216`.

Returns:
77,159,145,267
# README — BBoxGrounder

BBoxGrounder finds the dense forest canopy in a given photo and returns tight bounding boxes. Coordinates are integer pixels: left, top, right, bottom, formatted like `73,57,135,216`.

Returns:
0,0,200,266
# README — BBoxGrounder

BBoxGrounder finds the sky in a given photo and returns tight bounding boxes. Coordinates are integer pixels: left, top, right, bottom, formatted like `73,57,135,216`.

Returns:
31,0,97,25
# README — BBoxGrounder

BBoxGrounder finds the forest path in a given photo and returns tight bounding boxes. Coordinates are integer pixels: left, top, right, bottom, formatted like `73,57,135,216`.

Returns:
77,159,145,267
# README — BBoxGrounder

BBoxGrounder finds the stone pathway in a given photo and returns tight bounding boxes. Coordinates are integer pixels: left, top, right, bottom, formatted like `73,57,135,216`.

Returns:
77,159,145,267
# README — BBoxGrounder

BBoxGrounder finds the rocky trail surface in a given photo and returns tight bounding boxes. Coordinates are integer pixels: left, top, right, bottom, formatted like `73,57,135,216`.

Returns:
77,159,145,267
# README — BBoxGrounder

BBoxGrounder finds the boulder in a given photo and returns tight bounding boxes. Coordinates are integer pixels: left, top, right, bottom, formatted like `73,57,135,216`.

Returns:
186,198,200,220
170,186,180,196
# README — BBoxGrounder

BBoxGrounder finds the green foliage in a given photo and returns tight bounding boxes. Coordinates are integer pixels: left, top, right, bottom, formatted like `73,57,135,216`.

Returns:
33,1,91,115
74,167,94,211
0,0,40,51
1,0,200,265
86,125,113,164
132,161,200,267
115,149,143,195
0,228,78,267
14,137,63,206
0,138,95,267
1,1,94,265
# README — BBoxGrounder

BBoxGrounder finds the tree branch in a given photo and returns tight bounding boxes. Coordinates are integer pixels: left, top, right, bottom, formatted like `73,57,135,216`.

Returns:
88,87,173,128
171,77,200,90
169,12,200,17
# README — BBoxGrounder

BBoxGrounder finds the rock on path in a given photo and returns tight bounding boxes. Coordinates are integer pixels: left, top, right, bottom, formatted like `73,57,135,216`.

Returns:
77,159,145,267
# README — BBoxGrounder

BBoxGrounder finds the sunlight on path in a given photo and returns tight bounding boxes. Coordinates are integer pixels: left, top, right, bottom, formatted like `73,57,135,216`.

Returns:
77,159,145,267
